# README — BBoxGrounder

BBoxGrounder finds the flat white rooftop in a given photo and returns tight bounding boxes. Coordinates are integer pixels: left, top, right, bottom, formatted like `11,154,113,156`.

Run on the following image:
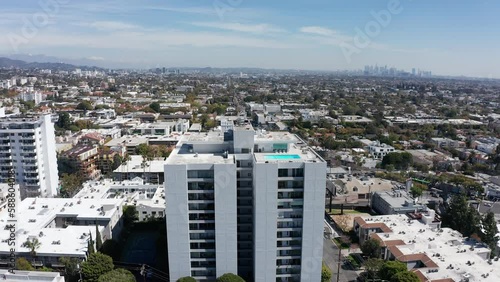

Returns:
0,269,65,282
356,214,499,282
0,197,123,257
74,178,165,208
114,155,167,173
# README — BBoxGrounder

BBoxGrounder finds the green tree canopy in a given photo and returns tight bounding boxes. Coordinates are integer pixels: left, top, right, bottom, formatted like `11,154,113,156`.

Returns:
123,205,139,226
111,154,123,171
58,156,80,175
410,185,424,198
390,270,420,282
381,152,414,170
96,224,103,251
442,194,481,237
321,263,332,282
97,268,136,282
177,277,197,282
149,102,161,113
16,257,34,271
135,143,152,156
82,252,114,282
378,261,407,281
361,238,381,258
56,112,72,130
59,257,82,281
480,212,499,254
363,258,385,280
88,232,95,255
59,173,84,198
216,273,245,282
77,101,94,111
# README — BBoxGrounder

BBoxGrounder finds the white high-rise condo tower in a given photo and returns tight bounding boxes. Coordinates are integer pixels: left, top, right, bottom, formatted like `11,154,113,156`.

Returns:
0,115,59,199
165,123,326,282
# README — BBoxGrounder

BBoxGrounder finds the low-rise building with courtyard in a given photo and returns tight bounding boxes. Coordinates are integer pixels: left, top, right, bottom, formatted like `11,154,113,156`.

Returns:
353,212,499,282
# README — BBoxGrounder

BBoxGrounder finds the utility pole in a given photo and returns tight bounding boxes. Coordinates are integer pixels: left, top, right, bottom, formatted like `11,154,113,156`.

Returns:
336,245,342,282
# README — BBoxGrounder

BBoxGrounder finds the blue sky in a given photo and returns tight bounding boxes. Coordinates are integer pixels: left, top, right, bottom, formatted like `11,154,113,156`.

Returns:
0,0,499,77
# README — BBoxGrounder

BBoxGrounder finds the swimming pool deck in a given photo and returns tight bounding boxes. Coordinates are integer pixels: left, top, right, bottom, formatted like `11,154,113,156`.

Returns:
264,154,301,160
254,145,324,164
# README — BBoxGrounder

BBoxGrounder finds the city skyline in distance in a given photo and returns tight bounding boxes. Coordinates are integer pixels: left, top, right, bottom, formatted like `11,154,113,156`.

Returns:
2,55,499,81
0,0,498,78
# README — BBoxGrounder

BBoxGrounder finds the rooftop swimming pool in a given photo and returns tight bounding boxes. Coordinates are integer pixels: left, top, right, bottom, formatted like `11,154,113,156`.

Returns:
264,154,301,160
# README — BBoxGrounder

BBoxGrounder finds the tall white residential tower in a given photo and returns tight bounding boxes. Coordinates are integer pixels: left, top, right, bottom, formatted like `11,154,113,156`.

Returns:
165,124,326,282
0,115,59,198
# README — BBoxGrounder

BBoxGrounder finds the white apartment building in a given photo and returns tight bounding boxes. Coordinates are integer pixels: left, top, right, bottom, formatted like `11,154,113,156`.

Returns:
0,115,58,198
165,125,326,282
19,92,43,105
131,119,190,136
0,196,124,267
75,178,165,222
0,80,12,89
354,212,499,282
368,141,395,159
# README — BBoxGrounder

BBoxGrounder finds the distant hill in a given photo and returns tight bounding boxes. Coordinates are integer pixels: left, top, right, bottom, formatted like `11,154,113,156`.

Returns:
0,57,103,71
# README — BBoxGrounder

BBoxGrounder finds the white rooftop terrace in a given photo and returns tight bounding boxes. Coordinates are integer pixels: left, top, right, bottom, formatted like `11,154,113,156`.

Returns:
133,121,179,129
166,149,234,165
180,131,225,143
114,155,166,173
361,214,499,282
74,178,165,208
0,197,123,257
253,143,324,164
105,135,149,147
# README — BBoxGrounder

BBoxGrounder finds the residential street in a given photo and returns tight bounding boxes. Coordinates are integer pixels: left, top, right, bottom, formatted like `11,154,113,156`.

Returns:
323,215,360,282
323,237,360,282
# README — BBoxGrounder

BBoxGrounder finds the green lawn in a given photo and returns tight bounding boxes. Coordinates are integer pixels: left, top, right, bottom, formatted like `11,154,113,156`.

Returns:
347,254,362,269
326,208,364,215
333,237,350,249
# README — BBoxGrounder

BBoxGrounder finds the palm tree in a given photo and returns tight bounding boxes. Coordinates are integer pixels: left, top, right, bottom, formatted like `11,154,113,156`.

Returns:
124,154,132,181
23,238,41,261
147,150,156,183
141,154,148,183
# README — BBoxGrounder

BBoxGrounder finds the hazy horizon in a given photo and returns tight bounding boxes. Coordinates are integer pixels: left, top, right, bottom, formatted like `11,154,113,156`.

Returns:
0,0,498,78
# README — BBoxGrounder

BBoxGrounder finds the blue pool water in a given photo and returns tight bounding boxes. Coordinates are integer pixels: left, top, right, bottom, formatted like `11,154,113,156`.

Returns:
265,154,301,160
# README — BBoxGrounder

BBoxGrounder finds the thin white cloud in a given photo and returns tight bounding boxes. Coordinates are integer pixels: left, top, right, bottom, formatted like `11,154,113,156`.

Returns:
298,26,432,54
0,27,295,52
190,22,285,34
297,26,355,47
144,6,215,15
299,26,337,37
75,21,139,31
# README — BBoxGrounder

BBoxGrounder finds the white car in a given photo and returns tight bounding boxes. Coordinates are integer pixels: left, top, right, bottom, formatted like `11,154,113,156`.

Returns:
484,203,492,207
